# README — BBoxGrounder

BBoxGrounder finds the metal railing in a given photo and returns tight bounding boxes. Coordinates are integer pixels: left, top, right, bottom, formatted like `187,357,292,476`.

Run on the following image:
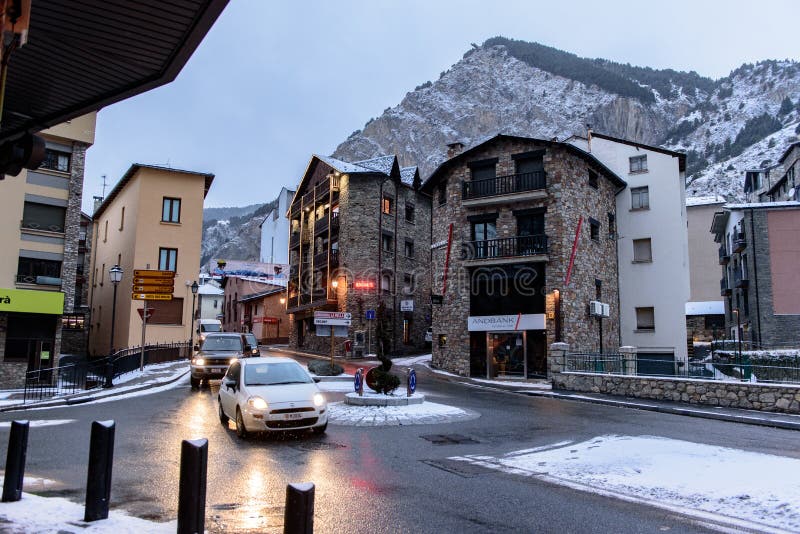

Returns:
462,171,546,199
718,245,729,265
464,234,548,260
720,278,731,296
564,352,800,384
23,342,190,403
15,274,61,286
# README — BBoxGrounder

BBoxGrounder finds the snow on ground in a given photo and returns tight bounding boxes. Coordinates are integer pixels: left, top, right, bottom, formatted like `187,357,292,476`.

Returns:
328,398,479,426
0,476,60,493
471,378,551,389
0,419,75,428
0,492,175,533
317,381,355,392
391,354,432,366
451,435,800,532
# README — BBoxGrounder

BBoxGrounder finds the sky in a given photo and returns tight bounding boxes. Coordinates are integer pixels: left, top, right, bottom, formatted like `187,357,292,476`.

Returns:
81,0,800,213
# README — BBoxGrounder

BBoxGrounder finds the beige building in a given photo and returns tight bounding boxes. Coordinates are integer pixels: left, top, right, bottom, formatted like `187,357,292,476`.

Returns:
89,165,214,356
0,114,96,387
686,196,726,341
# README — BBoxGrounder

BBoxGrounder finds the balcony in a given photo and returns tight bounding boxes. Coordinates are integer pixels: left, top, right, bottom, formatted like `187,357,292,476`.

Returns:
21,219,65,234
314,216,329,235
289,231,300,249
330,211,340,233
720,278,731,296
735,273,750,289
16,274,62,286
330,249,339,267
718,245,730,265
313,251,328,268
462,171,546,206
732,231,746,253
462,235,548,265
289,264,299,277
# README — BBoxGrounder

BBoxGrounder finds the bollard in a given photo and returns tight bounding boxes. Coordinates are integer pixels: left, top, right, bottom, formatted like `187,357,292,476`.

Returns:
103,361,114,389
2,420,29,502
84,420,115,522
177,438,208,534
284,482,314,534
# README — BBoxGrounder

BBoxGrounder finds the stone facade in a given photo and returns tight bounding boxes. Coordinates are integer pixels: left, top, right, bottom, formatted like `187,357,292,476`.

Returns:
287,156,431,358
686,314,724,343
426,136,621,376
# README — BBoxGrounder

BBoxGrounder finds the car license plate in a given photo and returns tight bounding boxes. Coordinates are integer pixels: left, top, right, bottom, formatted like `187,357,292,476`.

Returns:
285,413,303,420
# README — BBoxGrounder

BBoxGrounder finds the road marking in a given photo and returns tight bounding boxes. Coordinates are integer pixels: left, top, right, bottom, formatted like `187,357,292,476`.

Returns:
0,419,75,428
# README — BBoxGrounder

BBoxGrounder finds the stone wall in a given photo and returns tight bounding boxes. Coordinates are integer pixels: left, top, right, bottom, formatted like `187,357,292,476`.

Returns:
429,138,620,376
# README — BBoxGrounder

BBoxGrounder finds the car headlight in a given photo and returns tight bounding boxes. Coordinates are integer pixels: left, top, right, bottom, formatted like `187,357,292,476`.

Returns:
313,393,325,407
229,358,237,364
247,396,268,410
193,358,205,366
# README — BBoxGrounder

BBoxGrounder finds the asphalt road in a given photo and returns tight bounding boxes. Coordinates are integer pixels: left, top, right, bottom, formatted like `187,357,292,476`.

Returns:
1,350,798,533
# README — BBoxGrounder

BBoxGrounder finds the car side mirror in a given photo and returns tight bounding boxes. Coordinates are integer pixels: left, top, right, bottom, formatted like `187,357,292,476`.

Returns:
312,377,321,383
193,344,200,351
223,377,236,389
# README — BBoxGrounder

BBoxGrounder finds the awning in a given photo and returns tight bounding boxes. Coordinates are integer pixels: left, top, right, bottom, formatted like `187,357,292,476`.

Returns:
0,288,64,314
685,301,725,316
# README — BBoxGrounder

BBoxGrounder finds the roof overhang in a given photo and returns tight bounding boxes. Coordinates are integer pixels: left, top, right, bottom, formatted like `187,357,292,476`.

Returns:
0,0,228,145
710,210,729,239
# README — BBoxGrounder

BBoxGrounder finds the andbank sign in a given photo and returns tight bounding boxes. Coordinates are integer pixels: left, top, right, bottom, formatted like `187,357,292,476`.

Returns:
467,314,546,332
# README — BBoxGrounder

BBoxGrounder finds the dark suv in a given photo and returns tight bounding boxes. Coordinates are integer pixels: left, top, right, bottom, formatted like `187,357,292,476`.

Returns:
190,333,253,388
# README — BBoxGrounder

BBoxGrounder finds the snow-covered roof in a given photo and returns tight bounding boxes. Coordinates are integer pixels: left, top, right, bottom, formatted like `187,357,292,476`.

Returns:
685,301,724,316
725,201,800,210
197,283,223,296
314,155,370,174
353,155,396,175
399,166,418,185
686,195,726,207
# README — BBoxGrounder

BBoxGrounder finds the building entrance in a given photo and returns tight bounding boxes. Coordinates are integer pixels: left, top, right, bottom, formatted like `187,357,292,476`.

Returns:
487,331,525,378
5,313,57,372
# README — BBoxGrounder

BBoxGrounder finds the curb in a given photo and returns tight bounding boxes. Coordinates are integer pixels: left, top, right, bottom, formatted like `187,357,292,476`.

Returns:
0,369,189,412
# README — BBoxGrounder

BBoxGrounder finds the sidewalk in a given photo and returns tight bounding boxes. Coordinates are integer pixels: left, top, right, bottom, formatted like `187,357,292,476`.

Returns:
0,360,189,412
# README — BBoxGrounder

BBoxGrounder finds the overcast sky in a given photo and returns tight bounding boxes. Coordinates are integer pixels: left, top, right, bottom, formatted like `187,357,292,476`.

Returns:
81,0,800,212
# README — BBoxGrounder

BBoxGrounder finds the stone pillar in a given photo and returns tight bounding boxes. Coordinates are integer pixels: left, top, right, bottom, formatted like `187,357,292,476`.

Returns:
619,346,637,375
548,342,569,377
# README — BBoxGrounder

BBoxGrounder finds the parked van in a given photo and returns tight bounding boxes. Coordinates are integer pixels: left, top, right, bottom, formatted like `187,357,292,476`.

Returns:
196,319,223,344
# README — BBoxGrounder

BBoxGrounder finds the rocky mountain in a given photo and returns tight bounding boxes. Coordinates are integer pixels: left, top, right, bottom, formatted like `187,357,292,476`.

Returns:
201,199,277,268
333,37,800,200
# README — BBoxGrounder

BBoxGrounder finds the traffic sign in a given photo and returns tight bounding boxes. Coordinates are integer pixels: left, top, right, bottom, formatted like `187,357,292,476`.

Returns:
132,277,174,286
133,269,175,279
314,311,351,320
354,368,363,395
137,308,155,321
365,309,376,320
131,293,172,301
132,285,173,294
408,369,417,396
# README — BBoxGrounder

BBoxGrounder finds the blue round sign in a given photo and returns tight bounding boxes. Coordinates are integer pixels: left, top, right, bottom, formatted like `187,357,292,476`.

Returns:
408,369,417,395
354,368,363,393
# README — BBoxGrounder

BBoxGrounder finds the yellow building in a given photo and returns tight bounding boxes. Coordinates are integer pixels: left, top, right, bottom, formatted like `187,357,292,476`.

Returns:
0,114,97,386
89,165,214,357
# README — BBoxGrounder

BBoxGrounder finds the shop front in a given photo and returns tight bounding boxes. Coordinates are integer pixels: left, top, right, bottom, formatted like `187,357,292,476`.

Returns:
468,314,547,379
0,288,64,376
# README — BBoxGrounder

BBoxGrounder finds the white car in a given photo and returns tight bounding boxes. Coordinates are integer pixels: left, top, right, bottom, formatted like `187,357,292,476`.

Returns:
217,357,328,438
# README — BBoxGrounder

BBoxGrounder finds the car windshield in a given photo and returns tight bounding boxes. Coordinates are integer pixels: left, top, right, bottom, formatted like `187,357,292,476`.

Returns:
200,323,221,332
201,336,241,351
244,362,313,386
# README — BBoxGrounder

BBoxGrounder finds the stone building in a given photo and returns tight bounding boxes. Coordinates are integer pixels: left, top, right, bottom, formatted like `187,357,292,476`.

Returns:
286,154,431,357
712,202,800,347
421,135,623,378
61,212,94,355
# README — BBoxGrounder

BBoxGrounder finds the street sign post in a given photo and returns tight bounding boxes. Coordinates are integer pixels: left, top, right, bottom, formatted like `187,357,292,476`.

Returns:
137,308,154,321
131,293,172,301
133,269,175,279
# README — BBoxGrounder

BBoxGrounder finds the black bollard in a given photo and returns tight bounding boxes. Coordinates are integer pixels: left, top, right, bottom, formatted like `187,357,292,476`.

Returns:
103,361,114,389
2,420,29,502
84,420,115,521
177,438,208,534
284,482,315,534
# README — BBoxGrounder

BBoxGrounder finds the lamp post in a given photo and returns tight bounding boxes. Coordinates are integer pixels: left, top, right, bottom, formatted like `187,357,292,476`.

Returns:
189,281,198,350
108,265,123,354
329,279,338,370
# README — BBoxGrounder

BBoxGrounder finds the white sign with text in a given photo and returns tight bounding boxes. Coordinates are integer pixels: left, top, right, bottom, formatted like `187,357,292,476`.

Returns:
467,313,546,332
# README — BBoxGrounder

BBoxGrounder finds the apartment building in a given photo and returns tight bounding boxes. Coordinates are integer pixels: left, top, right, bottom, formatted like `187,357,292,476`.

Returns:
259,187,295,264
0,115,96,387
89,164,214,356
568,132,690,366
197,281,224,320
422,135,624,378
743,143,800,204
286,154,431,357
686,196,726,342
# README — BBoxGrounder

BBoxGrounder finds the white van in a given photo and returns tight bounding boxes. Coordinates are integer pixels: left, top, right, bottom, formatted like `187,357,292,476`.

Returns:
196,319,223,344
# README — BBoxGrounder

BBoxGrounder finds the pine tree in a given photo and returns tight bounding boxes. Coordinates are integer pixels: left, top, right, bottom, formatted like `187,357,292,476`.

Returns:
779,96,793,116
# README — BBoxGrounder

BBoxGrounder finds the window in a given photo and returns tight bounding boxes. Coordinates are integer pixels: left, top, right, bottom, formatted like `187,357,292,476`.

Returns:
405,204,415,223
381,273,392,293
629,154,648,173
21,202,66,233
119,207,125,231
588,169,598,189
104,220,108,242
162,197,181,223
635,307,655,331
16,257,62,283
633,238,652,262
631,186,649,210
471,220,496,241
148,297,184,325
437,181,447,205
403,273,415,294
589,218,600,241
607,212,616,239
381,196,393,215
62,314,86,330
471,163,496,181
382,233,393,253
404,240,415,258
101,263,105,285
159,248,178,271
41,149,71,173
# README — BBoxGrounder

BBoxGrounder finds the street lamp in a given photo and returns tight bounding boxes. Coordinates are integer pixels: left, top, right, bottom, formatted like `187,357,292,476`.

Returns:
329,278,339,370
190,281,198,350
108,264,123,354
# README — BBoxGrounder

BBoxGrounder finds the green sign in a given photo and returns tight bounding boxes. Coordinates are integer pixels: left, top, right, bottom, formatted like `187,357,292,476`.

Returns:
0,288,64,315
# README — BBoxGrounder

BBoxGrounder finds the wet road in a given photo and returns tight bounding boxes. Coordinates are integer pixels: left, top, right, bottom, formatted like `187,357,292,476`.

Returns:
1,351,798,533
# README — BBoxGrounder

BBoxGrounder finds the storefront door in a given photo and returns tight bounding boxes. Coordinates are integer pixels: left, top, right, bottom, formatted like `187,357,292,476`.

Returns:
487,331,526,378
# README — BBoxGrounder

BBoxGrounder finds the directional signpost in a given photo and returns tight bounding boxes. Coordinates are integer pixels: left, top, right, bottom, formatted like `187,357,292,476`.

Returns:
315,311,351,371
131,269,175,371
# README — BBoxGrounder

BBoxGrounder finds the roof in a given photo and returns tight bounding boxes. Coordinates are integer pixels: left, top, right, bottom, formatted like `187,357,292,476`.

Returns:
239,287,285,302
778,142,800,164
93,164,214,219
686,195,726,207
725,201,800,210
197,283,223,296
588,132,687,172
421,134,626,191
353,155,397,175
399,166,419,186
0,0,227,145
686,301,725,316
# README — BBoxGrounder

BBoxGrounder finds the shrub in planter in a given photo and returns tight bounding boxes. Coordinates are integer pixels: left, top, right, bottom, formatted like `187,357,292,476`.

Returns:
308,360,344,376
367,354,400,394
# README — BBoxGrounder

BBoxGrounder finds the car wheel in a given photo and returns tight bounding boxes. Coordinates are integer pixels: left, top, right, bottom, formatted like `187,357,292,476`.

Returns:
235,407,249,439
312,422,327,435
190,376,200,389
218,398,229,426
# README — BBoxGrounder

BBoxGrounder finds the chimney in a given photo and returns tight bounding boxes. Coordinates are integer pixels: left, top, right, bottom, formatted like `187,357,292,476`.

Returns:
446,141,465,159
92,195,103,213
586,124,593,152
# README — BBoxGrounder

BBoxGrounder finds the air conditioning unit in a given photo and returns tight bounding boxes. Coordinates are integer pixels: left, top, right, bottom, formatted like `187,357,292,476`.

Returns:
602,303,611,318
589,301,611,318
